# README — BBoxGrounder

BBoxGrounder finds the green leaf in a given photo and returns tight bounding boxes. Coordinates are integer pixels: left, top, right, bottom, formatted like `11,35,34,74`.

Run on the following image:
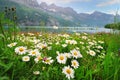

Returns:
0,34,5,39
0,76,9,80
0,61,13,75
0,61,8,69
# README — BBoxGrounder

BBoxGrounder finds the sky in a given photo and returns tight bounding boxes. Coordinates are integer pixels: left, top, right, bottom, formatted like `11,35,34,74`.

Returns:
36,0,120,15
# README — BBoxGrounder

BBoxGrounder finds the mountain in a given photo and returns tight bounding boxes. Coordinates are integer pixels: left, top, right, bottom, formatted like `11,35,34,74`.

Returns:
78,11,115,27
0,0,118,27
10,0,40,8
38,2,116,27
0,0,75,26
39,2,81,25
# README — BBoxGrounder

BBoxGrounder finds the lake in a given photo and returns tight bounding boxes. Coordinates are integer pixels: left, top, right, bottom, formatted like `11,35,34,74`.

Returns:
19,26,113,33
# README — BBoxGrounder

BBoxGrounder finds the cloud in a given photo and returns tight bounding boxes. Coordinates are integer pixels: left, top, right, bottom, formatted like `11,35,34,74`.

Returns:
84,10,95,14
106,10,117,15
37,0,90,4
110,10,120,15
96,0,120,7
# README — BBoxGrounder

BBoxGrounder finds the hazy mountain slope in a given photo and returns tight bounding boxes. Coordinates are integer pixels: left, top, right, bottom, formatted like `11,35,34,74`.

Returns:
39,2,115,27
0,0,75,26
0,0,118,27
78,11,115,27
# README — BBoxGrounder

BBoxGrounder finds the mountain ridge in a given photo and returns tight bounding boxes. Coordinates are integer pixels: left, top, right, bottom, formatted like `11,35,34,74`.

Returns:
1,0,76,26
1,0,119,27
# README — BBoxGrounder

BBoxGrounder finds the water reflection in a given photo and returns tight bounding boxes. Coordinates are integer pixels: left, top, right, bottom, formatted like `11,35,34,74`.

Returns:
20,26,113,33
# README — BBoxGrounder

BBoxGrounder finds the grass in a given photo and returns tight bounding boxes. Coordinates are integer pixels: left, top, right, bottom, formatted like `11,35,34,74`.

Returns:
0,30,120,80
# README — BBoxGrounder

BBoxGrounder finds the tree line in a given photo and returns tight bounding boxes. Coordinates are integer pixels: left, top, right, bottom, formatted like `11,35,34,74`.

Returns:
105,22,120,30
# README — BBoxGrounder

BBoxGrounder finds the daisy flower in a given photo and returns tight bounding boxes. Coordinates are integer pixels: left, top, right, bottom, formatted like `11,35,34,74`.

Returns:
89,50,96,56
82,36,87,40
79,42,84,45
71,60,79,69
75,33,80,36
33,71,40,75
39,34,42,37
7,42,17,48
63,34,70,38
88,42,94,46
65,40,71,44
83,33,88,35
15,46,27,55
34,56,43,63
56,53,67,64
62,66,74,80
55,42,59,45
28,32,34,36
65,40,77,45
41,43,47,49
32,39,40,44
47,46,52,50
28,49,40,56
36,43,47,49
70,49,83,59
56,51,60,54
65,53,72,58
62,44,67,48
97,46,103,49
98,41,104,44
42,57,54,65
71,40,77,45
22,56,30,62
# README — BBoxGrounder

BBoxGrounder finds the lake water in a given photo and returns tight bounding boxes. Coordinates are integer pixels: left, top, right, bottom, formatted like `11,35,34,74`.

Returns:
19,26,113,33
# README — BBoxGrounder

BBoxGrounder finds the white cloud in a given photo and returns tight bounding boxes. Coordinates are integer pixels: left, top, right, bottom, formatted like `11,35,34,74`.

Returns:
97,0,120,7
37,0,90,4
102,10,120,15
84,11,95,14
106,10,116,15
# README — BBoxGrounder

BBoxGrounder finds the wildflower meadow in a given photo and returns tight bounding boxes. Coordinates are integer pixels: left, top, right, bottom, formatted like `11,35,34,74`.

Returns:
0,30,120,80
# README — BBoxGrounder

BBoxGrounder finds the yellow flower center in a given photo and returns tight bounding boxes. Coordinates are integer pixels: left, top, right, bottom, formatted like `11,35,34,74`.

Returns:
32,51,36,55
68,41,70,44
19,48,24,52
91,52,94,54
73,62,77,66
90,51,95,55
66,69,71,74
37,56,42,60
11,43,14,46
24,57,28,60
41,44,47,49
60,56,64,60
73,52,78,56
42,45,45,48
45,59,50,63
